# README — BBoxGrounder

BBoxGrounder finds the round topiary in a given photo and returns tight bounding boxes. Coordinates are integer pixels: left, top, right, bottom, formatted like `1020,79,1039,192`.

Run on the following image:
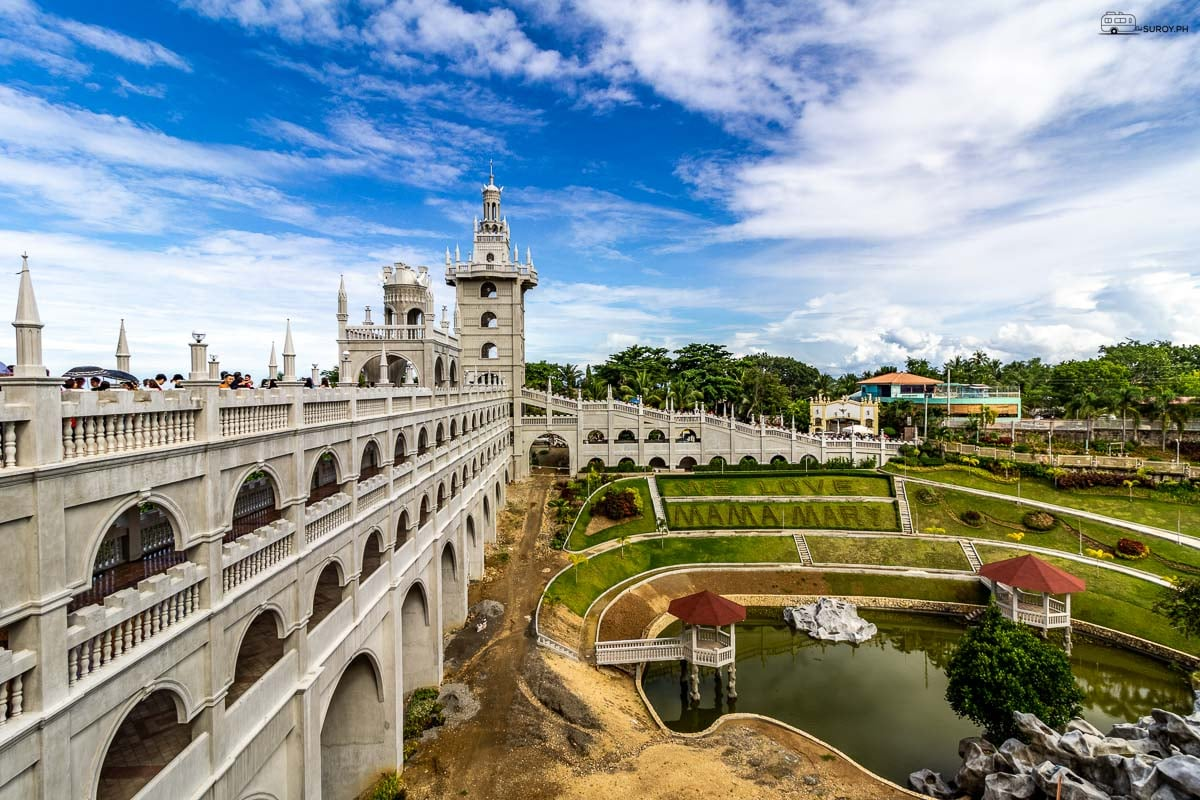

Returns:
1022,511,1056,531
1115,537,1149,560
960,509,984,528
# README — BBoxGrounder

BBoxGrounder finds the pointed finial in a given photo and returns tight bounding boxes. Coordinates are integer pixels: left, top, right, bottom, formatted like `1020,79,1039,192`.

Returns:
445,247,452,265
116,319,130,356
455,243,461,261
489,159,494,184
337,274,347,298
526,247,532,266
283,318,295,355
14,250,41,326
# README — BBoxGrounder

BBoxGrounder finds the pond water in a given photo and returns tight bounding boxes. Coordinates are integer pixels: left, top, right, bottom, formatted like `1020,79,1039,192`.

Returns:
641,611,1195,784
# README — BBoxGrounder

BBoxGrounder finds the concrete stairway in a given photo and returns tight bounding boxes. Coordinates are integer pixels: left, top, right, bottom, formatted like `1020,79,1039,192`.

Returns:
646,475,666,525
793,533,813,565
894,478,915,534
960,539,983,572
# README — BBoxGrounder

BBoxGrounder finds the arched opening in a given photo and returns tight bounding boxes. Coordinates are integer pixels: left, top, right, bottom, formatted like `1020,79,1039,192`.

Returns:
480,342,498,360
449,360,458,386
647,429,665,442
616,429,636,442
461,465,469,486
586,457,606,472
586,429,607,444
308,562,345,631
440,544,465,631
529,433,569,469
321,654,389,800
97,689,194,800
480,311,498,328
800,453,820,467
437,483,447,511
771,455,788,465
494,483,502,505
307,451,342,506
678,456,697,470
470,413,478,430
677,428,698,443
471,459,478,478
435,422,445,447
450,473,459,498
401,584,439,691
434,357,445,387
739,455,758,467
394,432,408,465
417,427,429,456
480,282,497,299
419,495,432,528
359,353,416,387
482,496,491,525
359,440,382,482
229,470,282,543
74,501,186,613
648,456,667,469
361,530,384,581
384,305,396,325
617,457,637,471
227,610,285,706
406,307,423,326
393,509,412,551
466,515,479,578
709,456,726,468
450,418,458,440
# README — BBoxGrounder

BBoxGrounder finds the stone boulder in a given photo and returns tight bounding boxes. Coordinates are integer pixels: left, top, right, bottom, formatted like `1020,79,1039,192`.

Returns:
908,768,957,799
957,738,999,797
783,597,877,644
1152,755,1200,799
1032,761,1112,800
982,772,1037,800
995,739,1040,776
1148,710,1200,757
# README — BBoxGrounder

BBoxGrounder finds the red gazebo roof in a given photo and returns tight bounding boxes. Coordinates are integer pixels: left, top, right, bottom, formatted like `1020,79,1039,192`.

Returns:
980,555,1086,594
668,590,747,626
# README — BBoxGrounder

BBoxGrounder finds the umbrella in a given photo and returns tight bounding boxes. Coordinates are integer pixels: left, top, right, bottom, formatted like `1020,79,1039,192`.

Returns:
63,366,139,384
0,361,9,375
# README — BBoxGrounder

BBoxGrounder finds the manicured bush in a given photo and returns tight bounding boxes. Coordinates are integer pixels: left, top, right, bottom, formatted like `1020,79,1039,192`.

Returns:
1116,537,1149,560
594,486,643,520
1022,511,1056,531
960,509,984,528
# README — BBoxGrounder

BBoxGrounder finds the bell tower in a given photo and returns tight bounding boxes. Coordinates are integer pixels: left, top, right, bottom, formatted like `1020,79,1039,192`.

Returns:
446,165,538,390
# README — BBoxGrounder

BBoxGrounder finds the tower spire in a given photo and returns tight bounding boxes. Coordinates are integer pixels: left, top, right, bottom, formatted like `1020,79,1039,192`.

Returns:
268,340,278,380
282,319,296,383
115,319,131,373
12,252,45,377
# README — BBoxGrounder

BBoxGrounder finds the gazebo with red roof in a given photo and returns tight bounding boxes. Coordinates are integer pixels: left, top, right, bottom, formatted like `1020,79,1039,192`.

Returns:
669,590,745,703
979,555,1085,631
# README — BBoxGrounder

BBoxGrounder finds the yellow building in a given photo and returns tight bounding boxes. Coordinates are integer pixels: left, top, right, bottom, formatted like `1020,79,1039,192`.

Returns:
809,394,879,434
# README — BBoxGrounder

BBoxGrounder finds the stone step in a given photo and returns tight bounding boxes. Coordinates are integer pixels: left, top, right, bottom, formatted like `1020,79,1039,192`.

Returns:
960,539,983,572
793,533,813,565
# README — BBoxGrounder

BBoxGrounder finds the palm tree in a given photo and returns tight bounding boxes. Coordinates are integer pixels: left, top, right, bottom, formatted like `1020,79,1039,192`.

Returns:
1065,390,1106,452
810,373,837,398
1168,403,1192,459
619,368,661,406
1111,385,1144,448
556,363,582,394
667,378,703,410
1147,390,1176,451
581,368,606,401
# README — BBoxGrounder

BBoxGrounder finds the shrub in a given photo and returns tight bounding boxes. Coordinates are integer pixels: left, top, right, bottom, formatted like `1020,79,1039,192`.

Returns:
960,509,984,528
594,487,642,520
1116,538,1150,560
1022,511,1056,531
915,487,941,504
403,688,444,739
364,771,406,800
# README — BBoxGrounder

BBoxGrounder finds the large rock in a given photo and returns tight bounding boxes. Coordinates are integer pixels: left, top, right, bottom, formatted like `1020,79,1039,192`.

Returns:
908,768,957,799
956,741,997,797
1032,761,1112,800
982,772,1037,800
1148,710,1200,757
1154,755,1200,797
783,597,877,644
1110,723,1151,741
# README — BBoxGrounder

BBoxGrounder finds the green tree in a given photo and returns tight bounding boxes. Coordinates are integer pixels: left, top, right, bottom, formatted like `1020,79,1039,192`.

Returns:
556,363,583,393
597,345,670,389
618,367,662,406
945,604,1084,742
525,360,562,390
1146,389,1175,451
1111,384,1144,447
1154,577,1200,639
1064,390,1108,451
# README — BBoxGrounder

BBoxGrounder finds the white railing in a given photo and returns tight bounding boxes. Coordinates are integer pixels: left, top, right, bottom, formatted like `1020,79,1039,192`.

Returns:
537,633,580,661
219,404,289,436
303,401,350,425
232,480,274,518
304,493,351,544
0,647,35,726
344,325,424,341
356,475,389,511
62,408,199,459
595,637,686,665
0,420,17,469
139,520,173,554
357,398,386,417
221,520,295,592
66,562,206,686
692,644,735,667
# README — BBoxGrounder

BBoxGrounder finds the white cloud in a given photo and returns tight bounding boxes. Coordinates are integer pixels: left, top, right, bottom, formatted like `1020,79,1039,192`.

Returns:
179,0,349,42
56,18,191,71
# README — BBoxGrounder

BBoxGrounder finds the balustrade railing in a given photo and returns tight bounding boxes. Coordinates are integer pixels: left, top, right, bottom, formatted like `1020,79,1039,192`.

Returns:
62,408,199,459
304,493,351,544
66,562,205,687
0,647,35,726
219,404,289,436
344,325,424,341
357,475,389,511
222,520,295,593
0,421,17,469
139,520,173,554
357,398,386,417
303,401,350,425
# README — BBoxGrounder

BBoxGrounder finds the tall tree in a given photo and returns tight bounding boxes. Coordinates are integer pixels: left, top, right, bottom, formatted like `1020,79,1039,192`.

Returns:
1154,577,1200,639
1111,384,1144,447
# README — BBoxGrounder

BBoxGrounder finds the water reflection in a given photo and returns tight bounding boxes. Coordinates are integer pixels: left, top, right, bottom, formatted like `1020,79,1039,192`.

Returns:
641,611,1193,784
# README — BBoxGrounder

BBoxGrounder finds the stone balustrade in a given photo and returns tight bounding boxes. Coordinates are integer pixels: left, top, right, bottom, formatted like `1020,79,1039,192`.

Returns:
357,397,386,417
302,400,350,425
0,646,35,726
304,493,351,544
66,561,206,687
221,519,296,593
0,420,17,469
61,390,202,460
218,402,289,436
356,474,390,511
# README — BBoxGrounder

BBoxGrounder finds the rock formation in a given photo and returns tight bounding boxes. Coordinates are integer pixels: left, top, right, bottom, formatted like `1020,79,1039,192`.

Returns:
783,597,877,644
911,692,1200,800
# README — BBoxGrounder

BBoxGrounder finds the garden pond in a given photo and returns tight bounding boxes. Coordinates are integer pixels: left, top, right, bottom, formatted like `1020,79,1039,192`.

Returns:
640,610,1195,785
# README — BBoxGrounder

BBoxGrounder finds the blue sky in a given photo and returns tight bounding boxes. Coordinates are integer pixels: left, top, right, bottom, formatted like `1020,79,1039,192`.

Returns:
2,0,1199,377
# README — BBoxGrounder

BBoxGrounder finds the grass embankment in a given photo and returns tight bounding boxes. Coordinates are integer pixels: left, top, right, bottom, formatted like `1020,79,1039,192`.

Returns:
821,573,988,605
666,500,900,532
806,535,970,571
975,545,1198,657
567,478,657,550
545,536,799,615
658,473,893,498
888,464,1200,537
911,487,1200,582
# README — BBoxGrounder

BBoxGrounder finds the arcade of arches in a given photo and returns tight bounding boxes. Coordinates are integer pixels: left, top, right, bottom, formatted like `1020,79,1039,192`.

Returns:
320,655,390,800
96,690,194,800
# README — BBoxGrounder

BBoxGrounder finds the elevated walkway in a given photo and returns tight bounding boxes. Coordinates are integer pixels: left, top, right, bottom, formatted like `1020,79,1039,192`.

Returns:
595,627,734,667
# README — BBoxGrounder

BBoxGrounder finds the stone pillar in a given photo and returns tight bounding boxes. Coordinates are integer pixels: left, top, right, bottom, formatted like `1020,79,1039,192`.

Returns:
189,335,209,382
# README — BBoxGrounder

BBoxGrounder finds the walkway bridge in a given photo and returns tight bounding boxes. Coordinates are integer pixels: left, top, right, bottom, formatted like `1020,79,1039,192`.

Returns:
595,628,734,667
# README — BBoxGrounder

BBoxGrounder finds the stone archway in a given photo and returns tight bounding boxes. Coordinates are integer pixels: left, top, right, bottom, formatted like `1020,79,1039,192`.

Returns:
401,583,439,691
440,543,465,632
320,654,390,800
465,515,482,579
227,609,286,706
96,689,194,800
529,432,569,470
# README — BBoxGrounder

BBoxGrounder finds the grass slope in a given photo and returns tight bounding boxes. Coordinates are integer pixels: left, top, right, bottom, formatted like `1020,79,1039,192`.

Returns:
658,473,892,498
666,500,900,531
807,535,970,571
567,478,657,550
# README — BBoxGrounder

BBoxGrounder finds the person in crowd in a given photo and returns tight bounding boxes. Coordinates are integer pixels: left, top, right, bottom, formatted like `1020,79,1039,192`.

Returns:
219,375,235,390
171,374,184,388
240,373,254,388
98,380,112,390
268,379,278,389
303,377,315,388
121,380,138,390
154,373,167,388
89,377,102,390
61,378,75,391
73,377,85,389
320,377,331,388
260,378,271,388
142,378,157,389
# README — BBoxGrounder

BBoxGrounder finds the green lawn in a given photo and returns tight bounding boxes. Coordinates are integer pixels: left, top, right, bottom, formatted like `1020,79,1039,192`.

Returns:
545,536,800,615
658,473,892,498
911,487,1200,582
822,573,988,605
888,464,1200,537
567,478,657,550
665,500,900,531
806,535,970,571
975,545,1198,657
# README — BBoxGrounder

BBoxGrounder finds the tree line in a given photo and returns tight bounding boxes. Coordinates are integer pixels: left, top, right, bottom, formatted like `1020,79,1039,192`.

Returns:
526,340,1200,434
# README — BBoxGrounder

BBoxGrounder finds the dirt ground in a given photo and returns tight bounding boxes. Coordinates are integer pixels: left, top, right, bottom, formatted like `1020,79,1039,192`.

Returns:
400,475,916,800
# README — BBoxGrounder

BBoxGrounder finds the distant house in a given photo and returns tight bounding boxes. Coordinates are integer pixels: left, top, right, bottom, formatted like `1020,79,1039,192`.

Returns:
854,372,1021,418
809,394,878,434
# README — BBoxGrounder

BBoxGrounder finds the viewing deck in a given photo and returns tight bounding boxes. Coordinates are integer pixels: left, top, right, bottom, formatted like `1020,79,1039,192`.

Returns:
595,628,734,667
